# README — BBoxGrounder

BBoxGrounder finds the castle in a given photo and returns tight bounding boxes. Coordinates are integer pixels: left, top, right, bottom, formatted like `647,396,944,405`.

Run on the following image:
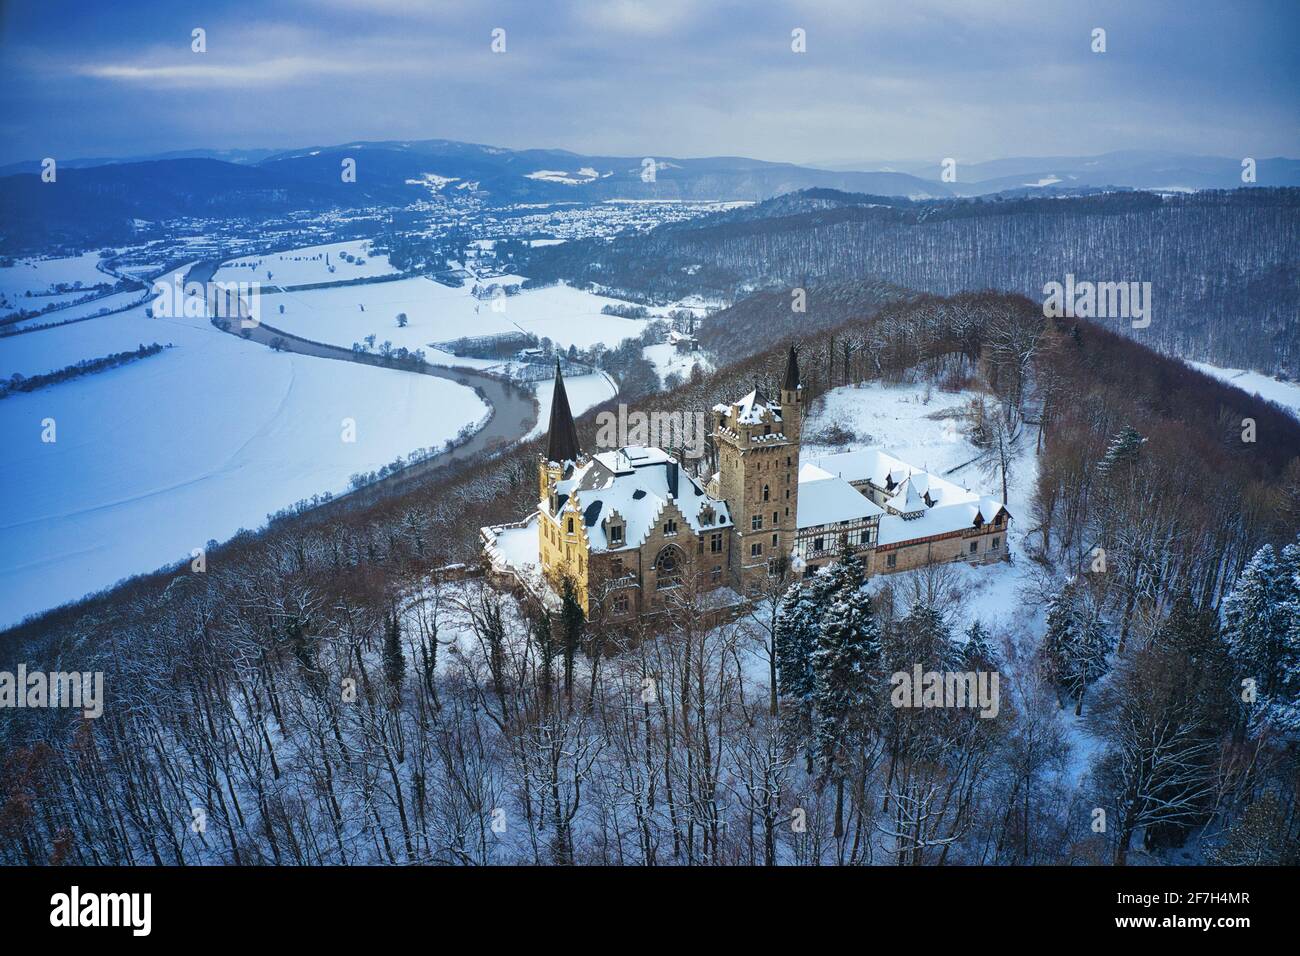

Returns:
482,347,1011,619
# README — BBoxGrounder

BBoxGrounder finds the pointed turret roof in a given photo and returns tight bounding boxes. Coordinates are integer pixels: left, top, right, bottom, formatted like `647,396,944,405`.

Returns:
545,359,582,464
782,344,800,391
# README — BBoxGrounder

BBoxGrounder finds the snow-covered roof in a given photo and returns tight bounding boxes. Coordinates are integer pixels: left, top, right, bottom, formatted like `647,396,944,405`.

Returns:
809,448,977,507
885,477,927,515
715,389,782,426
796,464,885,529
481,513,561,610
877,499,1007,546
803,448,1011,545
484,514,542,571
546,445,731,552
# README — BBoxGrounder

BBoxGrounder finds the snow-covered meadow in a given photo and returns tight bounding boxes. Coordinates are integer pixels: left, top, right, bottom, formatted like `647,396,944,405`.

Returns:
642,341,712,384
212,239,398,286
260,275,651,358
0,276,489,628
0,251,115,318
1190,361,1300,419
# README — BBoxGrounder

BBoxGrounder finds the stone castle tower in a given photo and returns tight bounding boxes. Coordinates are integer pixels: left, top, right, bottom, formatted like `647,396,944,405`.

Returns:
712,346,802,594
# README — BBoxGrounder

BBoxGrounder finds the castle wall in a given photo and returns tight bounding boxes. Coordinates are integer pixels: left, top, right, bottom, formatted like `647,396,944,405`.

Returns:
868,525,1008,575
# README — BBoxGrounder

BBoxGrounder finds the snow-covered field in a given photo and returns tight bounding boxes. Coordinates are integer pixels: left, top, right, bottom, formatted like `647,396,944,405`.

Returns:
525,371,618,441
0,251,114,317
1,304,197,378
212,239,397,287
0,282,489,628
261,275,649,358
1191,361,1300,419
4,288,151,333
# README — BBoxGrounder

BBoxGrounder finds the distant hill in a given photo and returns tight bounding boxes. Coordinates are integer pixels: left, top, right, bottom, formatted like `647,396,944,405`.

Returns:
0,138,953,250
818,149,1300,196
521,187,1300,377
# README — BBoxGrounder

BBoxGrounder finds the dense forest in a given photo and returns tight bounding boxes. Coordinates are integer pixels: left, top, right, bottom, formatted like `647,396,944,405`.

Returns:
523,189,1300,377
3,290,1297,866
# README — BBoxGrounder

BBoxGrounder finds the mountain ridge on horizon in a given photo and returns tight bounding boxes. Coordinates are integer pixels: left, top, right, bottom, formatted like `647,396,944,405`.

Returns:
5,138,1298,188
2,137,1297,254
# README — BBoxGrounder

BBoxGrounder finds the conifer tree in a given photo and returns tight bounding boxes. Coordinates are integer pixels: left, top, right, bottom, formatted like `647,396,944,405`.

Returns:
811,586,881,775
382,609,406,705
1223,539,1300,734
1222,544,1288,696
1096,424,1145,478
1041,581,1110,715
777,540,872,771
560,576,585,704
897,601,958,671
962,619,997,670
775,582,817,711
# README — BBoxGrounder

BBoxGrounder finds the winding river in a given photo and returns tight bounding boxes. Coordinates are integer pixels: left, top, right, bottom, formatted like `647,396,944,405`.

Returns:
185,260,540,510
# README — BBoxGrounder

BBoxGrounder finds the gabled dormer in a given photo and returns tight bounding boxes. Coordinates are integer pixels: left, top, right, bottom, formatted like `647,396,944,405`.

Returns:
602,509,627,550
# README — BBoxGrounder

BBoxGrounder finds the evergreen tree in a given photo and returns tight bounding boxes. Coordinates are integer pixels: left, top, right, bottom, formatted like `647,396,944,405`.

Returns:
811,586,881,775
775,582,817,709
559,576,585,703
1096,424,1145,478
1041,581,1110,716
1222,544,1289,696
821,535,866,596
382,609,406,705
897,601,958,672
1224,539,1300,735
778,542,874,772
529,605,559,706
962,619,997,670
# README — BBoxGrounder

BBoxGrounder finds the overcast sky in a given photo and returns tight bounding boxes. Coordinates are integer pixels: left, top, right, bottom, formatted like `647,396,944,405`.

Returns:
1,0,1296,166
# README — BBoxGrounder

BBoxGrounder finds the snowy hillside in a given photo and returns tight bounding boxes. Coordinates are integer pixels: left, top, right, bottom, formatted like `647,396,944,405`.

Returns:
1190,361,1300,419
525,371,618,441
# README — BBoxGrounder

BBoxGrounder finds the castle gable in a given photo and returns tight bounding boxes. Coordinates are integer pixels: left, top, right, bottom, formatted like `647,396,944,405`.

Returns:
558,445,731,552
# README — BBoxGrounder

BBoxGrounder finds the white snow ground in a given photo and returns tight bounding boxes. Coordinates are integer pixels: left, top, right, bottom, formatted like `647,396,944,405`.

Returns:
211,239,397,286
642,342,712,385
0,277,489,629
525,371,619,441
0,251,115,318
1190,361,1300,419
260,276,649,360
8,288,151,329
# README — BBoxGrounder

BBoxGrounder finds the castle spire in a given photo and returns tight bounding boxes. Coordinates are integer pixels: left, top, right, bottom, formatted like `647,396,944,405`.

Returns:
545,358,581,464
782,344,800,391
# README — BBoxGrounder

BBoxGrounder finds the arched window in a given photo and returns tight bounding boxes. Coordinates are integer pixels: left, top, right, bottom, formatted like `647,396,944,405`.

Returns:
654,545,685,590
762,484,770,501
567,517,575,534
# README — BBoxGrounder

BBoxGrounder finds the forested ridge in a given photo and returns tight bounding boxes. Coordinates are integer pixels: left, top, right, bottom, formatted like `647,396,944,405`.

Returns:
524,188,1300,376
2,292,1297,865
